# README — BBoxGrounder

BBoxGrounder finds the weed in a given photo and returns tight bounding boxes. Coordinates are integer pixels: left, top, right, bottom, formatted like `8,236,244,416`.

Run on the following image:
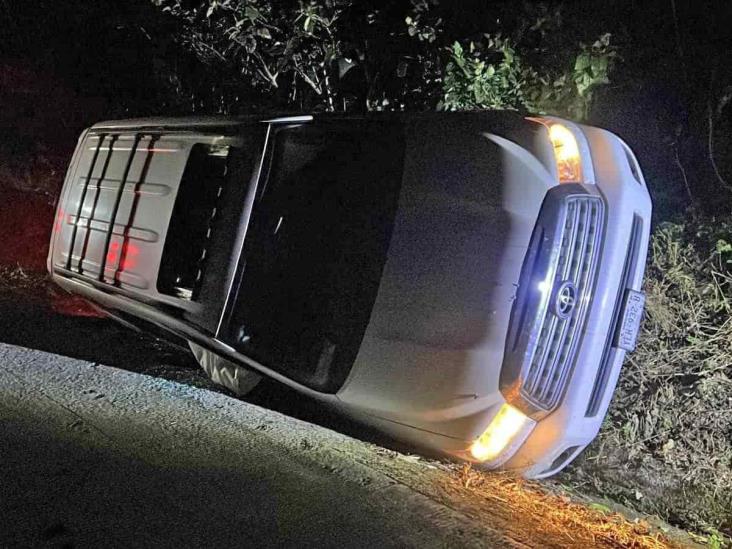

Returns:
564,217,732,537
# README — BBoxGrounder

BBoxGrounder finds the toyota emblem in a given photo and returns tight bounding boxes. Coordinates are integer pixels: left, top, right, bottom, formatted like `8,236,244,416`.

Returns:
553,280,577,319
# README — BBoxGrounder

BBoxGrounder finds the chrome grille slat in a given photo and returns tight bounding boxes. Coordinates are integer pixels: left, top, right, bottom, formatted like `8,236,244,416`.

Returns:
571,203,589,282
561,202,580,280
519,194,605,411
526,313,556,393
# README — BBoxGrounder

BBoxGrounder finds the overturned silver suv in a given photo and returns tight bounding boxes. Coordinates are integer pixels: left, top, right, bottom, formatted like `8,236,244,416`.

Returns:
48,113,651,477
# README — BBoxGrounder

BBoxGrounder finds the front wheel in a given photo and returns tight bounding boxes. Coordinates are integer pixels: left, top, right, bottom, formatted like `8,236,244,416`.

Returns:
188,342,262,396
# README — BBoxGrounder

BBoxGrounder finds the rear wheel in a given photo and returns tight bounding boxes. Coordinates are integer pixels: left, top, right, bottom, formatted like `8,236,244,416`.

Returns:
188,342,262,396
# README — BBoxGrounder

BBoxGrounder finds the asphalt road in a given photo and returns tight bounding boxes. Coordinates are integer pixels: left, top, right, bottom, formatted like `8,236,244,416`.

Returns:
0,342,510,548
0,296,692,548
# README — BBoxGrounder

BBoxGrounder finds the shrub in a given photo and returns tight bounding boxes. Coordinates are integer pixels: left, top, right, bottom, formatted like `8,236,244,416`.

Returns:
150,0,446,112
151,1,615,119
441,32,617,120
566,218,732,533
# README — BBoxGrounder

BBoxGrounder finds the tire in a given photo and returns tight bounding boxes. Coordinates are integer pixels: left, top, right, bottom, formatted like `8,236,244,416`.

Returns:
188,341,262,396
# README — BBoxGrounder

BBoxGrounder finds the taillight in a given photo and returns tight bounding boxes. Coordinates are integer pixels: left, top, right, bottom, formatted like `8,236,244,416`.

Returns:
53,208,65,234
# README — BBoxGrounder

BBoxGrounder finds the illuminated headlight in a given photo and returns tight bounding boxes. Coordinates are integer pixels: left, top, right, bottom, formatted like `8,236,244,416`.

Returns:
469,404,536,465
527,117,585,184
548,124,582,183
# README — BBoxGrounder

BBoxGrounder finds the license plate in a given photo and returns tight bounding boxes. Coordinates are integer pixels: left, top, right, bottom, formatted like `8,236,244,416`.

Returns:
614,290,645,351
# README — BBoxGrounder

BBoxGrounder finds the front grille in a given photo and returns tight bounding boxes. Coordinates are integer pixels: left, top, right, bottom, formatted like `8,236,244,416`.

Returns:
520,196,604,411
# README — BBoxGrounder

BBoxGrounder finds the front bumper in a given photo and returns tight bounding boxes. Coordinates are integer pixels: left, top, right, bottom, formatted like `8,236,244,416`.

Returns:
498,125,652,477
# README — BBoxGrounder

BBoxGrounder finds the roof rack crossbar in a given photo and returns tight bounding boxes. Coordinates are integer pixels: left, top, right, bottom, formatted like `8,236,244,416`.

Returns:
98,133,143,282
66,133,106,271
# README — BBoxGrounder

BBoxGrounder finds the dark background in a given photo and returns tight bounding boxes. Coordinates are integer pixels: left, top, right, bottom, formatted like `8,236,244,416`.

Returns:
1,0,731,215
2,1,732,536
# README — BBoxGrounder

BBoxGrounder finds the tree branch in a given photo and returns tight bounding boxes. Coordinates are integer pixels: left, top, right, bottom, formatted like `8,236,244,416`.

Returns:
673,144,693,202
295,67,323,95
707,71,732,194
254,53,279,88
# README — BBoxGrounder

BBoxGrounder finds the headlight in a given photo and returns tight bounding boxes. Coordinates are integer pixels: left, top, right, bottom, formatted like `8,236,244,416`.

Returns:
547,124,582,183
527,117,585,184
470,403,536,464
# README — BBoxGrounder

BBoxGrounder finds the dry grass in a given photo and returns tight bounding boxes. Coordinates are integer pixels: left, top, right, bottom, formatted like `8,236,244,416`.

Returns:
0,265,49,293
452,465,685,548
564,219,732,540
361,446,694,547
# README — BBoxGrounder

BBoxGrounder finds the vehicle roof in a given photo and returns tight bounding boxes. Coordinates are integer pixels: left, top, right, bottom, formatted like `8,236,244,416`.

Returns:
90,115,265,131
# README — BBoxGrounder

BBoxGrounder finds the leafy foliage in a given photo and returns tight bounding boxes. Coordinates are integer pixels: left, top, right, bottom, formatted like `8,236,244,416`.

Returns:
441,37,535,112
150,0,445,112
152,0,344,110
441,32,617,120
151,0,615,119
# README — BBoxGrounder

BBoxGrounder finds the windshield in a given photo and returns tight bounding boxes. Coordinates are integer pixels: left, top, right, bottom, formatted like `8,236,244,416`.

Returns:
226,122,406,392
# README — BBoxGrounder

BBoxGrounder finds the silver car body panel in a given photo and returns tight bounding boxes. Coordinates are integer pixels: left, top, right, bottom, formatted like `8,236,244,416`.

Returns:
48,113,651,477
